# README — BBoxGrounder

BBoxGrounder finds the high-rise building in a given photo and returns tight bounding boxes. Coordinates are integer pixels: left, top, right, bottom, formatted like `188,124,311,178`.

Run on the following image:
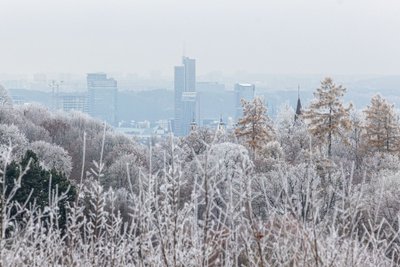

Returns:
174,66,185,136
87,73,118,126
234,83,255,120
174,57,196,136
183,57,196,92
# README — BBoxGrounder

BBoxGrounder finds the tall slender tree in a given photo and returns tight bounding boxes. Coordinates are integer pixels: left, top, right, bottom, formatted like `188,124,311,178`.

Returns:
363,94,400,153
303,77,352,157
235,97,274,158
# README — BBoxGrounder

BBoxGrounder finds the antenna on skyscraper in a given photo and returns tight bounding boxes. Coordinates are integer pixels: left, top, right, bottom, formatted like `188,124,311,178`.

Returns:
183,41,186,57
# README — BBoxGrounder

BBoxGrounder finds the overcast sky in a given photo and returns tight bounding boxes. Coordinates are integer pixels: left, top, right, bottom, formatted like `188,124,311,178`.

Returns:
0,0,399,77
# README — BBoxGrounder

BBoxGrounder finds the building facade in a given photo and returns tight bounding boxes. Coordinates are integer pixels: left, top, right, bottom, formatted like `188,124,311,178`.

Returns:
87,73,118,126
59,93,87,113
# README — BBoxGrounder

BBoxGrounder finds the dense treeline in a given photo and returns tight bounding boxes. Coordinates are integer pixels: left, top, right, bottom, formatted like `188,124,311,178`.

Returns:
1,79,400,266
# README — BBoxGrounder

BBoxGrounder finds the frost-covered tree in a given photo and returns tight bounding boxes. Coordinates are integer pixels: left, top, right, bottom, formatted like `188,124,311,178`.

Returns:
103,154,143,190
348,110,364,168
0,85,12,107
56,111,107,180
235,97,274,157
151,135,183,173
363,94,400,153
180,126,233,162
40,114,71,145
276,104,310,164
207,142,252,184
0,105,51,142
0,124,28,160
303,77,352,157
17,104,52,125
29,141,73,177
88,131,146,170
254,141,285,173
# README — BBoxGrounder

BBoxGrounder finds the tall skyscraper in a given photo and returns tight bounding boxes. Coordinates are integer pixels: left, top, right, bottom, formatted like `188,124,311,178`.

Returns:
235,83,255,120
87,73,118,126
174,57,196,136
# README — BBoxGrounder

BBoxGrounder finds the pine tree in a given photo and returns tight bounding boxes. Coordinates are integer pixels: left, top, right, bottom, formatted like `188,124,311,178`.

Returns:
303,77,352,157
363,94,400,153
235,97,274,157
4,150,76,229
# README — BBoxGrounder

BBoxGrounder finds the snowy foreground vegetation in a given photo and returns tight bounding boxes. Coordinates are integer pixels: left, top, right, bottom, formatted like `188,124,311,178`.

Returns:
1,79,400,266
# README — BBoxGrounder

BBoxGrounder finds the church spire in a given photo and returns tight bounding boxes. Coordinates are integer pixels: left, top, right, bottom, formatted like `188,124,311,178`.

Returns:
217,115,226,131
295,85,302,121
190,113,197,131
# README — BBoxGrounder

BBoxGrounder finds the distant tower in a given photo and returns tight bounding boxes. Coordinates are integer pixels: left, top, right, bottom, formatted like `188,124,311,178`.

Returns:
295,85,302,121
174,56,197,136
217,115,226,132
190,113,197,132
87,73,118,126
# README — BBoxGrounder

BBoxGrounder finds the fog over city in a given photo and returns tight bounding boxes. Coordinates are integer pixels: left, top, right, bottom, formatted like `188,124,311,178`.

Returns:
1,0,400,76
2,0,400,132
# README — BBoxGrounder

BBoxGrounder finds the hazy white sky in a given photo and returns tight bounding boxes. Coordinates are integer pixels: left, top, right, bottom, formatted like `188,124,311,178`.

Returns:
0,0,399,76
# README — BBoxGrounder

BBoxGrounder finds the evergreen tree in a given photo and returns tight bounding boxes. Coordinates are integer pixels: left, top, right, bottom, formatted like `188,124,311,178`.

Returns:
235,97,274,157
303,77,352,157
363,94,400,153
3,150,76,229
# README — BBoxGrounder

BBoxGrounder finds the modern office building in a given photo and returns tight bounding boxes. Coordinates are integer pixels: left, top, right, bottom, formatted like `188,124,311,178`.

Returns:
87,73,118,126
234,83,255,120
174,57,196,136
59,93,87,113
